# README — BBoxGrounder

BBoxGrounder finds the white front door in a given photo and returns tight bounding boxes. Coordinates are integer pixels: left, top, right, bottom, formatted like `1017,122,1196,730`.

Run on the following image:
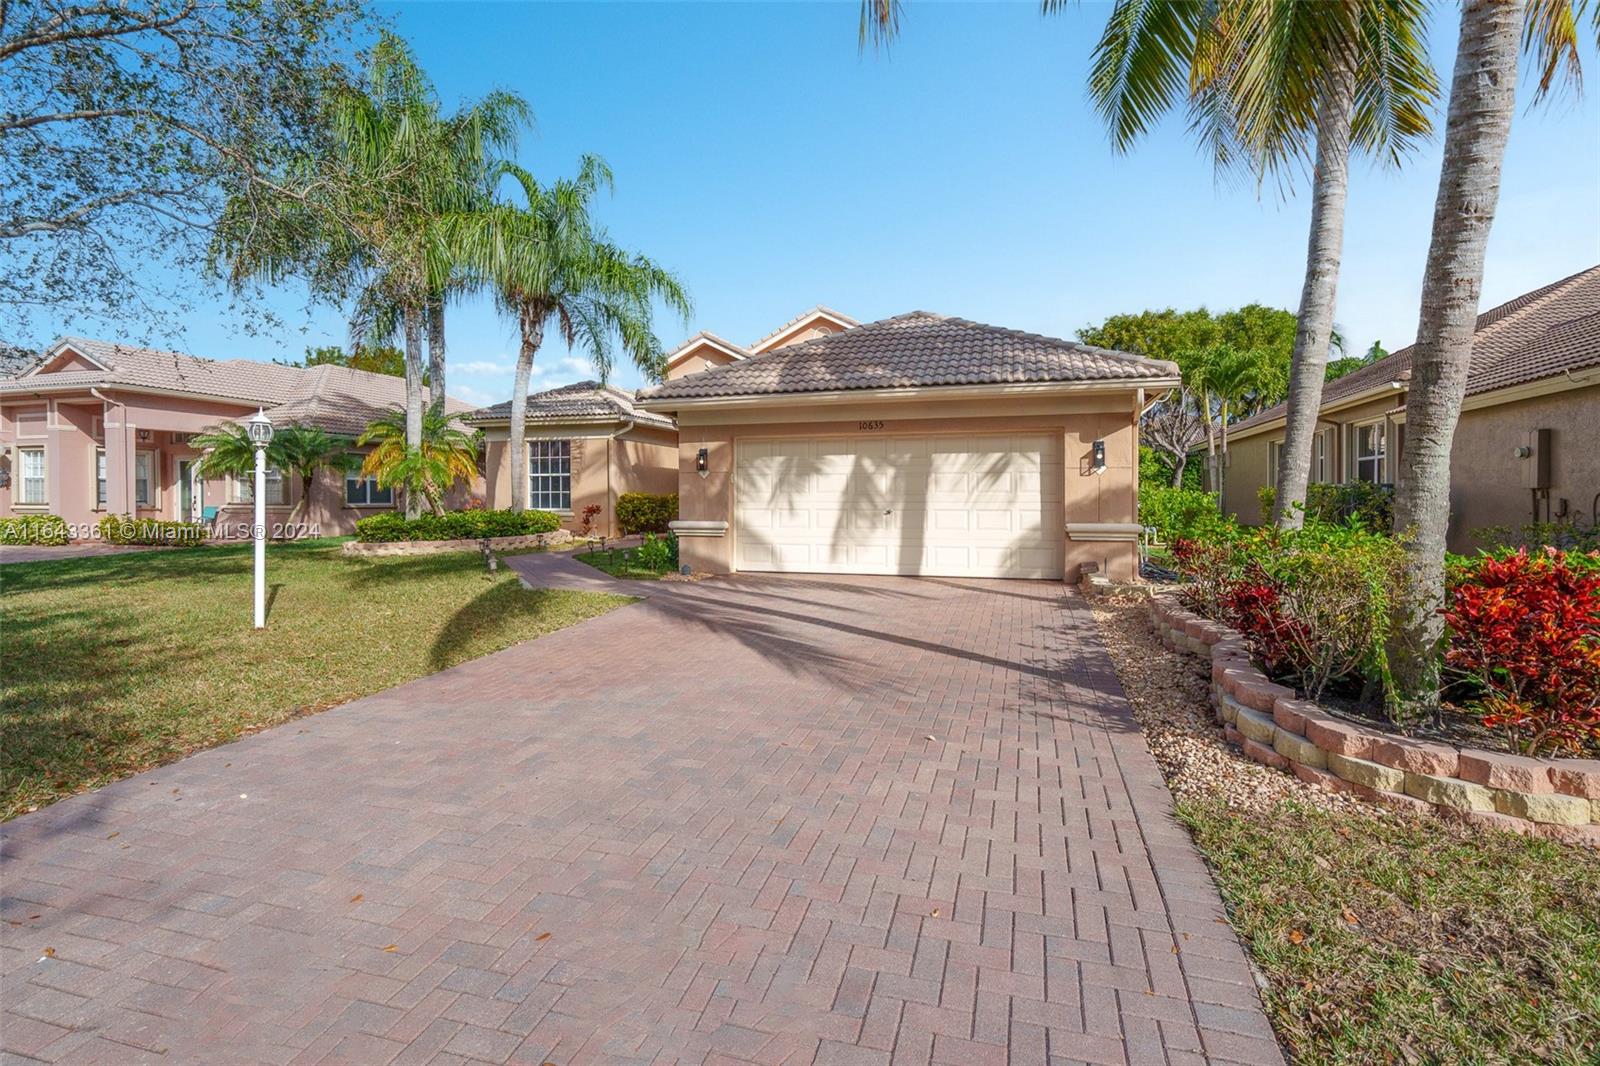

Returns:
733,433,1064,579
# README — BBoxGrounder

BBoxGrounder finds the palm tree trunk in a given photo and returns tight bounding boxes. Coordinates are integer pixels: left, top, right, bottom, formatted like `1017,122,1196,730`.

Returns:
402,303,425,520
1273,55,1356,530
1203,389,1217,494
427,295,446,417
1218,399,1231,510
1389,0,1524,716
507,309,545,514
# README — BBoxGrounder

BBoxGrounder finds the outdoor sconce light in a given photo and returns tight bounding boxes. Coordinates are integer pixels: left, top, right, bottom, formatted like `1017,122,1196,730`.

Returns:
696,447,709,478
1091,439,1107,474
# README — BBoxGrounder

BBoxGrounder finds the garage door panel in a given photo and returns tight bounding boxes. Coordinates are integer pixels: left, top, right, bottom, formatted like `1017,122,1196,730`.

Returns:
735,433,1063,579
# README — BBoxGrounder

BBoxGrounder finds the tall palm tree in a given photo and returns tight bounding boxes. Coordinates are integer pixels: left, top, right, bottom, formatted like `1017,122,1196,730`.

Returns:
1189,343,1288,508
451,157,691,513
1072,0,1435,531
358,408,480,515
213,31,529,517
1388,0,1592,713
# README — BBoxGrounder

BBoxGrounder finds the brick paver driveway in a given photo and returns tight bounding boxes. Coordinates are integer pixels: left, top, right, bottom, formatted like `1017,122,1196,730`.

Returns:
1,575,1282,1066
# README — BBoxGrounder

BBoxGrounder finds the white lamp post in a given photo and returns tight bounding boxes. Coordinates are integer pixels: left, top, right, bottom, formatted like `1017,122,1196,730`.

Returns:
246,409,275,629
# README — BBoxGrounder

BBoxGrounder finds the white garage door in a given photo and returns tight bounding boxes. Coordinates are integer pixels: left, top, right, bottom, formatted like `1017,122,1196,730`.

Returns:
733,433,1064,579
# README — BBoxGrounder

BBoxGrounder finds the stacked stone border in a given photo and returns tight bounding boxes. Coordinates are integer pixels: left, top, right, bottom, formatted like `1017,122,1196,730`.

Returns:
1144,593,1600,848
341,529,573,557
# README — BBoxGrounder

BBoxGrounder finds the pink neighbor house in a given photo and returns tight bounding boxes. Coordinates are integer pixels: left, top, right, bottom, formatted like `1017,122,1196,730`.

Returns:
0,337,478,539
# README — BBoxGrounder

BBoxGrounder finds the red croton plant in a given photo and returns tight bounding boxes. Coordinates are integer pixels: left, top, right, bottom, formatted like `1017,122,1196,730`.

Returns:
1444,548,1600,756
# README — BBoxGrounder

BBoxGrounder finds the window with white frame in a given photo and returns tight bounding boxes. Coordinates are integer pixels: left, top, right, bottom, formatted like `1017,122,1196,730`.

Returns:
1353,422,1386,484
528,440,571,511
1312,428,1334,484
17,447,45,504
95,449,107,506
235,465,288,505
135,452,153,506
345,473,393,506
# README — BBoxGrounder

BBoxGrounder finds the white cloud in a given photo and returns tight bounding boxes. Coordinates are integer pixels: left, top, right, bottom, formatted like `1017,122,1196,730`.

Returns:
456,359,514,375
450,382,500,406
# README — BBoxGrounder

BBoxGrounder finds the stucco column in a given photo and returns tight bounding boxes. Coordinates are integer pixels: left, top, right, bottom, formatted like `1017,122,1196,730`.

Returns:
44,401,65,516
102,397,134,516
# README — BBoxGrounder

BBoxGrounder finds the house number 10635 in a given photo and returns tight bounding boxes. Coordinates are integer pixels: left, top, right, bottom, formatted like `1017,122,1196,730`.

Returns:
857,420,886,430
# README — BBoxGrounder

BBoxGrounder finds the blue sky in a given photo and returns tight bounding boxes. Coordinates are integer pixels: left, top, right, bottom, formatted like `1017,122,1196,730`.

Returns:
92,2,1600,405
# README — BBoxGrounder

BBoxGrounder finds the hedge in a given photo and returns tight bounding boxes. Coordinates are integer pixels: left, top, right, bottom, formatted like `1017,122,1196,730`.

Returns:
616,492,677,535
97,514,209,547
1257,481,1394,532
354,508,561,543
0,513,70,545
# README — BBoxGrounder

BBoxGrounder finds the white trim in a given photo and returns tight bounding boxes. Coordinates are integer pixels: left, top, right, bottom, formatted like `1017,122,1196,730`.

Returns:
15,444,46,505
637,377,1179,413
1459,367,1600,412
1225,379,1409,444
22,341,112,377
670,520,728,537
664,333,750,369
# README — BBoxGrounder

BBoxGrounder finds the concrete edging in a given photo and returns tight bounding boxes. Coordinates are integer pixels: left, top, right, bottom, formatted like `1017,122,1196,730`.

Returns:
341,529,574,557
1148,594,1600,848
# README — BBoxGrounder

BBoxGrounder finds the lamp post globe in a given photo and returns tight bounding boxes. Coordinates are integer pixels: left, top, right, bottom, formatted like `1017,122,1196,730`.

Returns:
249,409,273,629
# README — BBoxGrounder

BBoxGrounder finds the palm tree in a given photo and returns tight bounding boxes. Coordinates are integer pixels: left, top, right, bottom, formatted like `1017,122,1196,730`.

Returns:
1388,0,1592,714
274,427,360,522
1070,0,1435,531
451,157,691,513
192,423,356,521
1189,343,1288,508
213,31,529,517
358,408,480,515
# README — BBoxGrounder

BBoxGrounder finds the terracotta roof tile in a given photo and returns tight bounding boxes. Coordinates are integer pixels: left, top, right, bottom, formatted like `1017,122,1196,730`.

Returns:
637,312,1177,403
1232,264,1600,433
465,380,676,429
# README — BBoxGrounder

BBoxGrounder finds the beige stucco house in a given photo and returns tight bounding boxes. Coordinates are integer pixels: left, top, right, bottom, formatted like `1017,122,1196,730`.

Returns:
1221,266,1600,549
634,310,1178,581
467,382,680,538
0,337,476,538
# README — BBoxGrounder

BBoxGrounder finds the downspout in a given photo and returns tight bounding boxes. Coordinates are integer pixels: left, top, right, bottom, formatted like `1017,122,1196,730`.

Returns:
607,418,636,538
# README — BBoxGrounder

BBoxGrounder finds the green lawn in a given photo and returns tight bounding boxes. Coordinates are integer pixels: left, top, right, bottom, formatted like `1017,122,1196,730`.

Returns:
0,540,630,819
1179,796,1600,1065
574,548,667,580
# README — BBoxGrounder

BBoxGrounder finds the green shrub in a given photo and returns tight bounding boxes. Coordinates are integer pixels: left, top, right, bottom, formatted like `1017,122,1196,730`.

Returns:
97,514,209,547
0,514,70,545
616,492,677,535
353,508,561,543
1174,523,1408,707
634,532,679,572
1139,485,1231,543
1259,482,1393,532
1469,520,1600,553
1139,445,1202,492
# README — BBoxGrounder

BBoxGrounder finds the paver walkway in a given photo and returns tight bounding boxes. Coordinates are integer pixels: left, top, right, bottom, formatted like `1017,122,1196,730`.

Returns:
1,575,1282,1066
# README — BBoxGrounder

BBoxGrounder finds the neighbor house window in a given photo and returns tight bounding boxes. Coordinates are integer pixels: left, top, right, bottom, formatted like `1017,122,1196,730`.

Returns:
235,465,288,506
96,449,107,506
345,473,393,506
1312,428,1334,484
1354,422,1386,484
135,452,153,506
17,447,45,504
528,440,571,511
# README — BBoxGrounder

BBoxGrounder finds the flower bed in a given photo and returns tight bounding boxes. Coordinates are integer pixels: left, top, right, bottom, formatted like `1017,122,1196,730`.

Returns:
1148,594,1600,847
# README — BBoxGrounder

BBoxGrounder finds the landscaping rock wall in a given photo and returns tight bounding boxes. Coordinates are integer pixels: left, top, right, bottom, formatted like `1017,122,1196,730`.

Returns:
1148,595,1600,848
341,529,573,557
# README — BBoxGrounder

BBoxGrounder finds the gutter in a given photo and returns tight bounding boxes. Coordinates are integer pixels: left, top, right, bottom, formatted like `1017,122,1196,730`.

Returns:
635,376,1182,413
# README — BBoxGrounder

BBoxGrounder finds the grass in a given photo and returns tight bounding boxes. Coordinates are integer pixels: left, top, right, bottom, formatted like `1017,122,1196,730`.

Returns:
0,539,630,819
574,548,668,581
1177,795,1600,1065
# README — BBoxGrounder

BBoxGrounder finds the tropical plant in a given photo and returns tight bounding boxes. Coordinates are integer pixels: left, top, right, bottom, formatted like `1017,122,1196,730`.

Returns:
450,156,691,512
0,514,69,546
1444,548,1600,756
193,423,356,520
357,408,480,515
354,508,559,543
1388,0,1595,714
1067,0,1437,533
1187,343,1287,504
212,31,529,516
615,492,679,535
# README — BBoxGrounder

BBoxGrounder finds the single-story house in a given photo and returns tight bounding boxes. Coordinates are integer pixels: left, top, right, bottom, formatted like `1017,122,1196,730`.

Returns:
635,310,1179,581
0,337,477,538
470,307,862,536
1221,265,1600,548
466,381,680,538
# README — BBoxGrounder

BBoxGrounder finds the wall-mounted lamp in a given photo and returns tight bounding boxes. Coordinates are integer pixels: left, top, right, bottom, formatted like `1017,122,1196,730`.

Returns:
1091,439,1107,475
696,447,709,478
